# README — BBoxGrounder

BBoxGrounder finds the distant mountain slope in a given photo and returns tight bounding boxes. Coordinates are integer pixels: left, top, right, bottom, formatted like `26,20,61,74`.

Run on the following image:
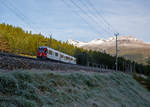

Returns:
67,36,150,64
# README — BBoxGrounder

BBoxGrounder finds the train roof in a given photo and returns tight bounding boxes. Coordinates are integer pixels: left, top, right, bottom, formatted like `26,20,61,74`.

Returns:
39,46,48,48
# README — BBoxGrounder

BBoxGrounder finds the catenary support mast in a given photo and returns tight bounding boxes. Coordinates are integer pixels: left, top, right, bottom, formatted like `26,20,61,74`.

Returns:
115,33,119,72
49,33,52,48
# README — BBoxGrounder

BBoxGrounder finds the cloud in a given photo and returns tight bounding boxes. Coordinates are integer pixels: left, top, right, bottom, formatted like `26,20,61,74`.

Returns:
0,0,150,42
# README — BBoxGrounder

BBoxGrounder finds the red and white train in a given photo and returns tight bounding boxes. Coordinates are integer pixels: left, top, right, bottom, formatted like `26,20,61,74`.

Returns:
37,46,76,64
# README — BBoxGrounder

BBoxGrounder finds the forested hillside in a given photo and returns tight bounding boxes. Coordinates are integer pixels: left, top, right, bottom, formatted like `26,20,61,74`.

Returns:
0,23,80,56
0,23,150,75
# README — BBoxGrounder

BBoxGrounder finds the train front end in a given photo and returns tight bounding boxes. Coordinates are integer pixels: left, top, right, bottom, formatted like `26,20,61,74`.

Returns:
37,47,48,59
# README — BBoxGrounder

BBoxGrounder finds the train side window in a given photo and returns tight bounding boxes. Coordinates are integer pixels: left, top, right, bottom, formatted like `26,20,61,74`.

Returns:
60,55,64,58
49,50,53,55
66,56,68,60
65,56,68,60
55,52,58,56
68,57,70,60
72,59,76,62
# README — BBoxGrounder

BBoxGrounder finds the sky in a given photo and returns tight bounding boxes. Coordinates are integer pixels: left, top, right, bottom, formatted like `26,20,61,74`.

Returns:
0,0,150,42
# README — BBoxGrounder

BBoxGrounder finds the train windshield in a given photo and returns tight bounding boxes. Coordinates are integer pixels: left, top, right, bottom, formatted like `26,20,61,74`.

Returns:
38,47,45,53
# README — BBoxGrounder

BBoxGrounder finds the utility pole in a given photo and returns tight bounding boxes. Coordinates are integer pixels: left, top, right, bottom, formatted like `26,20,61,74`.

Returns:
133,62,136,73
115,33,119,72
49,33,52,48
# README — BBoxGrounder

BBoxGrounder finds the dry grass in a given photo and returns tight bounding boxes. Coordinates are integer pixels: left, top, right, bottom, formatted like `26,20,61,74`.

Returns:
0,70,150,107
19,54,37,58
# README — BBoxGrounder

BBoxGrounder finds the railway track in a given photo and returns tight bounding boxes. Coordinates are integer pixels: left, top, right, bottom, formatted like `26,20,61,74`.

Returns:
0,52,116,73
0,52,36,60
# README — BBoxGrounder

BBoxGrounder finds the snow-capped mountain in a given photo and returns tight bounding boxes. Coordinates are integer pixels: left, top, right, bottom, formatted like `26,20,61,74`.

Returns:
67,36,150,64
67,36,144,48
66,38,106,47
106,36,142,42
66,39,88,47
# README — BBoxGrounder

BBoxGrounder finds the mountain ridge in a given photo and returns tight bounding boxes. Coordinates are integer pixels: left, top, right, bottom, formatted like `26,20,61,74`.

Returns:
67,36,150,64
67,36,147,47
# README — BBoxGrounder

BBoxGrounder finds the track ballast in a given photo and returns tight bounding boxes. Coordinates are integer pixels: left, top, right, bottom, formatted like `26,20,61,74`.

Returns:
0,52,116,73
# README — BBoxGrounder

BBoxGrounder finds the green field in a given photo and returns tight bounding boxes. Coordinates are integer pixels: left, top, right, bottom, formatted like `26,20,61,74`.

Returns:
0,70,150,107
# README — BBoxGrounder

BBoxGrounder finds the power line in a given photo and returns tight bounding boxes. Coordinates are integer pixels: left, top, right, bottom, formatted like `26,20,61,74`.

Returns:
1,1,27,25
68,0,112,35
77,0,113,34
8,0,32,23
61,0,103,35
78,0,120,71
1,0,36,31
86,0,117,33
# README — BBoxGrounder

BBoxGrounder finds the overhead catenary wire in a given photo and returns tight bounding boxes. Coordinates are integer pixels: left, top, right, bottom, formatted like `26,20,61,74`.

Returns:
68,0,113,35
73,0,120,71
86,0,118,33
1,0,121,37
1,1,27,25
0,0,36,32
77,0,114,34
7,0,33,24
85,0,128,36
61,0,104,35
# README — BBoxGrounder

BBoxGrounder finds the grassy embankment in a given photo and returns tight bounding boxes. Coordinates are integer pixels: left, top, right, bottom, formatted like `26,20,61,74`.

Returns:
0,70,150,107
